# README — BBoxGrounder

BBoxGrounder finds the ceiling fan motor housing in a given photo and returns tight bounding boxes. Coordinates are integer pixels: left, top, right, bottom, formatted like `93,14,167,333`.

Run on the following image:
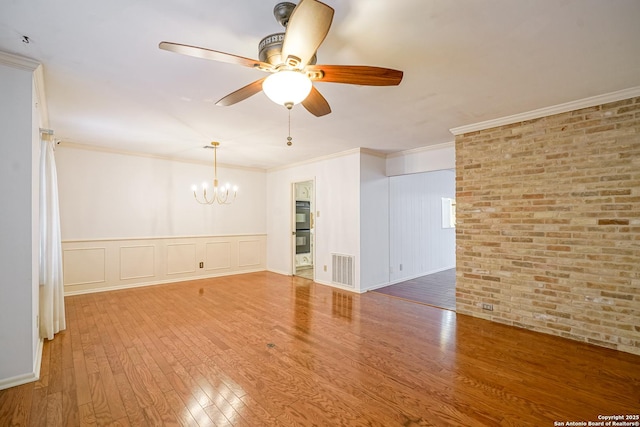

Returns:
260,2,318,67
258,33,286,65
258,32,317,66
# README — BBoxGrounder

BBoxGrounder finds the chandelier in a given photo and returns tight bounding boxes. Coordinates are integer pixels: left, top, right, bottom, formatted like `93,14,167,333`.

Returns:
192,142,238,205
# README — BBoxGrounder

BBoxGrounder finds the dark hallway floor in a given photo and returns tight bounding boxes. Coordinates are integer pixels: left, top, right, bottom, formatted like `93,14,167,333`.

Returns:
372,268,456,310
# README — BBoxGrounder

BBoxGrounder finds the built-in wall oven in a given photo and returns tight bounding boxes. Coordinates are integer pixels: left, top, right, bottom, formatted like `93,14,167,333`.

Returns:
296,230,311,254
296,201,311,230
296,201,311,254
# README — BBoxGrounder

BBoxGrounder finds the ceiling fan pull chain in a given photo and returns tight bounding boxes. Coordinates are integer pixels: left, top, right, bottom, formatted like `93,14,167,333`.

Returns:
287,108,293,146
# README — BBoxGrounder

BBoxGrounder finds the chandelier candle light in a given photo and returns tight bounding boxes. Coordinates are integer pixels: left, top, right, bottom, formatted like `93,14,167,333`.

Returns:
192,142,238,205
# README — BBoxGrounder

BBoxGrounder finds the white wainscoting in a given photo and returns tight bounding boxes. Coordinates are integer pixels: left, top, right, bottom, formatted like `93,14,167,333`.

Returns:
62,234,267,295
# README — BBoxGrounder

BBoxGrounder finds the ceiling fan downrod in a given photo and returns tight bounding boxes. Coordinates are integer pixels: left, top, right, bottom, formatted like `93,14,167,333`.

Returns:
273,2,296,27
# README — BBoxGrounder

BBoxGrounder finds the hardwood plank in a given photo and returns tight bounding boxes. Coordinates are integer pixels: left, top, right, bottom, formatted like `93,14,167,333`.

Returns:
164,370,214,425
97,364,127,421
45,391,62,426
132,363,176,425
163,389,200,427
1,271,639,426
46,335,64,395
28,385,48,426
61,367,79,427
0,383,33,426
77,403,97,427
112,372,146,426
87,372,111,426
73,347,93,406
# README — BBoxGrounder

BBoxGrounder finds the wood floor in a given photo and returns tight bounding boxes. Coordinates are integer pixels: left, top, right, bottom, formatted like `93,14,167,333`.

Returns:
372,269,456,311
1,271,639,426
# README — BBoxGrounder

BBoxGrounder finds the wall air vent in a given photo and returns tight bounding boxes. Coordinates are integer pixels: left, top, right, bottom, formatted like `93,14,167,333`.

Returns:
332,253,355,288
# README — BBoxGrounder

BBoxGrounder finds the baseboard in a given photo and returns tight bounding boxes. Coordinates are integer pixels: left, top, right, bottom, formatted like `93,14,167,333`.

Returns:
369,265,456,291
0,338,43,391
266,268,292,277
34,337,43,381
313,278,361,294
64,268,266,296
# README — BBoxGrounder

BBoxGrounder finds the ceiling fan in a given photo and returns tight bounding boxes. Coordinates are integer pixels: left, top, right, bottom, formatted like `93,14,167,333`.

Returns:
159,0,403,117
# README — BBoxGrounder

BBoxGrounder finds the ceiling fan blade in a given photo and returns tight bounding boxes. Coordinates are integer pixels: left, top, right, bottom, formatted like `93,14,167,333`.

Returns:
307,65,403,86
216,78,267,107
281,0,334,69
159,42,274,71
302,86,331,117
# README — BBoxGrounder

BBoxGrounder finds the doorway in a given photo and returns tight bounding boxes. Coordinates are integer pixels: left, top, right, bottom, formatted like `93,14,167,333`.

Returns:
293,180,314,280
381,169,456,310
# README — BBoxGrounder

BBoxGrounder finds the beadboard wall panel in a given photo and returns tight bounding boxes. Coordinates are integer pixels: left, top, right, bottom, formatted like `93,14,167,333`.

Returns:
62,234,266,295
389,169,456,284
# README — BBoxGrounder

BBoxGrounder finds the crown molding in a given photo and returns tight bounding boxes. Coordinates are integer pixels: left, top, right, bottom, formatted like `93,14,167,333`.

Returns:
56,141,265,172
0,50,40,71
450,86,640,136
267,147,364,172
360,147,387,159
386,141,455,159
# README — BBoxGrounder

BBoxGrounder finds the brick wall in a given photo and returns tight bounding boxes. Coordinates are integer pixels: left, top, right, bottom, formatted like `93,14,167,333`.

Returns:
455,96,640,355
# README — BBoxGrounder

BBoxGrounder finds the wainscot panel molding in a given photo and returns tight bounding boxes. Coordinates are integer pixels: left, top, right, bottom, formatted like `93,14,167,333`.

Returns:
205,242,231,270
167,243,197,275
238,239,262,267
119,245,155,280
62,247,106,286
62,234,267,295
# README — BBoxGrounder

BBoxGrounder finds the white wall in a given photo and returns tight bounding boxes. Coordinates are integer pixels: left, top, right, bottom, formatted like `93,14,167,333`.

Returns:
55,145,268,293
0,54,40,389
266,150,360,289
386,142,455,176
359,152,390,291
267,146,455,293
389,169,456,283
55,146,267,239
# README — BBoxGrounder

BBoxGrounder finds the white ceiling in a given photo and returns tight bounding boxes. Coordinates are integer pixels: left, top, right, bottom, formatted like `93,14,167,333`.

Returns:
1,0,639,169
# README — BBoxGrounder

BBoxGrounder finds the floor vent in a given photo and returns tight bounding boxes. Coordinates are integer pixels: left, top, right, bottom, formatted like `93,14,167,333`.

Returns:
332,254,355,288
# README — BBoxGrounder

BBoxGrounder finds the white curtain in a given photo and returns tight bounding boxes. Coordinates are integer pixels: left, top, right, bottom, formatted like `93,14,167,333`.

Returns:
39,135,66,340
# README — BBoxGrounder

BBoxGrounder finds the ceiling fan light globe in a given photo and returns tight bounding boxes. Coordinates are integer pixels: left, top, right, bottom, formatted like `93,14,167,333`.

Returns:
262,70,312,107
